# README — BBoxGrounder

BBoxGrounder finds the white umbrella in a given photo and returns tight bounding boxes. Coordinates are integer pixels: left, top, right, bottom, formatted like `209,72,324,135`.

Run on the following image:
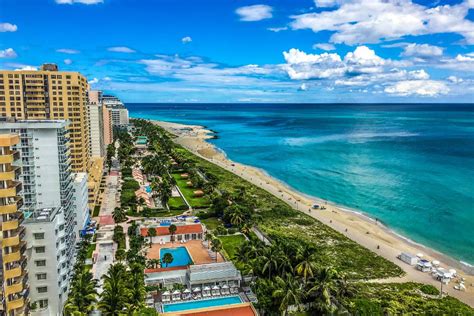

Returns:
172,290,180,295
212,285,220,290
162,291,170,296
183,288,191,293
221,284,229,289
432,260,440,266
416,253,424,258
449,269,457,275
193,287,201,292
203,286,211,291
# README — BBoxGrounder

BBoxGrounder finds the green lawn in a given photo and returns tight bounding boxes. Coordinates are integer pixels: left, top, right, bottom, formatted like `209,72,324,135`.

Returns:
168,196,188,210
219,234,246,260
172,173,211,209
86,243,96,258
200,217,221,231
127,207,185,217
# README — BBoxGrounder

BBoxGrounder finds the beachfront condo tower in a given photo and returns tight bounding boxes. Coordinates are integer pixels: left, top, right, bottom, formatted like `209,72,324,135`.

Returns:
0,134,29,316
0,120,83,315
0,64,90,172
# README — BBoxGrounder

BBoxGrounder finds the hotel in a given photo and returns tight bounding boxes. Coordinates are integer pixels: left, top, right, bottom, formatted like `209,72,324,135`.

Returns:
0,64,90,173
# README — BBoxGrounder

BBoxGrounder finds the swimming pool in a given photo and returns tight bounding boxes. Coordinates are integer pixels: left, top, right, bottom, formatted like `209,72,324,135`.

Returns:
160,246,193,267
145,185,151,193
163,296,242,312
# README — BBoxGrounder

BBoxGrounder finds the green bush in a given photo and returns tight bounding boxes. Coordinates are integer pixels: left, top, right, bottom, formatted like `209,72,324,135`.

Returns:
420,284,439,295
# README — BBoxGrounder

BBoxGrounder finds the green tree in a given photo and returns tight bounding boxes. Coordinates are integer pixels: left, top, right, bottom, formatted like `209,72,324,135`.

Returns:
157,179,172,210
295,247,317,281
162,253,174,267
168,224,177,243
112,207,126,223
147,228,157,245
63,271,98,315
99,263,130,315
273,274,305,315
106,144,116,172
211,238,222,262
306,267,339,314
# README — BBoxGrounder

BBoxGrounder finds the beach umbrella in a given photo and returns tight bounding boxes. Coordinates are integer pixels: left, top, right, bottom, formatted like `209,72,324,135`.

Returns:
416,253,424,258
162,291,170,296
449,269,457,276
193,287,201,292
203,286,211,291
212,285,220,290
183,288,191,293
432,260,440,266
222,284,229,289
172,290,180,295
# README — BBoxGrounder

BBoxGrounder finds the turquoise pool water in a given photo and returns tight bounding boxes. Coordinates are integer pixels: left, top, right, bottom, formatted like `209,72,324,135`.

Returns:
145,185,151,193
160,246,192,267
163,296,242,312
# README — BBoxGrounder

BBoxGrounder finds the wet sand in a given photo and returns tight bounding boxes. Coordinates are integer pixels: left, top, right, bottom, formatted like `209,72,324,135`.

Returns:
152,119,474,306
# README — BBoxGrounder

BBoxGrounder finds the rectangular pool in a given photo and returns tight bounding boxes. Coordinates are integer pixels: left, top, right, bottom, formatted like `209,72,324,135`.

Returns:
160,246,193,267
163,296,242,312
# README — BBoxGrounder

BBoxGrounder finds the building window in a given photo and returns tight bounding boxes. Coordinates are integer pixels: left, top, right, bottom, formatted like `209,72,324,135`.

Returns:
35,246,46,253
35,260,46,267
37,286,48,293
33,232,45,240
36,273,47,280
38,299,48,308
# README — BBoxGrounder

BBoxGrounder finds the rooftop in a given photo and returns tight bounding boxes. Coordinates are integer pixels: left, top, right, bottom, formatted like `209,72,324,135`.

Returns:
141,223,203,237
188,262,240,283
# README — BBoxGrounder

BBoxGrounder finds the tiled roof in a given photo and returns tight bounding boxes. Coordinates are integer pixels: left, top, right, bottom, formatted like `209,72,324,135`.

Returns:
140,223,203,237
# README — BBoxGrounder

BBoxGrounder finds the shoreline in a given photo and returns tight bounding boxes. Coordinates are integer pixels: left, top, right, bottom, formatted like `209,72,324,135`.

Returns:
150,119,474,306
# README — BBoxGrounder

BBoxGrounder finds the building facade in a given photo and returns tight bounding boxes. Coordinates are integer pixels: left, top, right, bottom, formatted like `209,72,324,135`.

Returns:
0,134,29,316
72,173,89,240
87,103,105,157
0,120,77,315
0,64,90,172
102,94,129,127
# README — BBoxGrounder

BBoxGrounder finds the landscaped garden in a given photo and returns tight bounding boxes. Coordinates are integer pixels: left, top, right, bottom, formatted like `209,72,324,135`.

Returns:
218,234,246,259
172,172,211,208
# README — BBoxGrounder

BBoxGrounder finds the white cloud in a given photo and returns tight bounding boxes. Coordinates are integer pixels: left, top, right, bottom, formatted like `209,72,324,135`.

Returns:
435,53,474,71
290,0,474,45
0,48,17,58
314,0,340,7
57,48,80,54
107,46,136,53
401,43,443,58
385,80,449,96
89,78,99,84
181,36,192,44
283,48,345,79
447,75,463,83
312,43,336,51
15,65,37,71
298,83,308,91
55,0,103,4
236,5,273,22
103,76,112,81
344,46,385,74
64,59,73,65
267,26,288,32
0,23,17,32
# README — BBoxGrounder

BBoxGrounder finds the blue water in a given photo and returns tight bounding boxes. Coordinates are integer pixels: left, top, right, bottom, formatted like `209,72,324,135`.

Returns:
145,185,152,193
160,246,193,267
163,296,242,312
129,103,474,265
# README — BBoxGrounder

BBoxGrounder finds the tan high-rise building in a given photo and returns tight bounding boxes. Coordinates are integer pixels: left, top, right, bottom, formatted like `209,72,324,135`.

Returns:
0,64,90,172
0,134,29,315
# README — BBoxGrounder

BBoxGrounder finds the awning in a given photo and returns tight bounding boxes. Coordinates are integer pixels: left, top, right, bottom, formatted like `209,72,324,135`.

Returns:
193,287,201,292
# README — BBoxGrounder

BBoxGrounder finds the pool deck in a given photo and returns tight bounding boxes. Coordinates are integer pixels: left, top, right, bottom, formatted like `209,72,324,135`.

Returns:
147,240,224,266
161,302,257,316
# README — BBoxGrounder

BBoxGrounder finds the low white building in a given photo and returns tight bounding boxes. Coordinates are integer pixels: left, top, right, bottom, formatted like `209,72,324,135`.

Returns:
72,172,90,239
24,207,71,316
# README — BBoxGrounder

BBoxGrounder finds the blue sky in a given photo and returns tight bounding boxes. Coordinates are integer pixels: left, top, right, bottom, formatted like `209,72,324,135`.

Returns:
1,0,473,103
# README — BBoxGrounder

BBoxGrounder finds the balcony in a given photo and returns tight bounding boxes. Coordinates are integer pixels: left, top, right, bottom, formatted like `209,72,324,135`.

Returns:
2,234,20,247
6,297,25,312
0,166,21,181
0,197,22,215
2,251,20,264
0,151,20,164
4,266,22,279
2,218,19,231
5,280,23,296
0,181,22,198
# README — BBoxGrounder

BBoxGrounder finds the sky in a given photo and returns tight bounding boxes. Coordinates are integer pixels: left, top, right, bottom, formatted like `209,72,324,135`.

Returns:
1,0,474,103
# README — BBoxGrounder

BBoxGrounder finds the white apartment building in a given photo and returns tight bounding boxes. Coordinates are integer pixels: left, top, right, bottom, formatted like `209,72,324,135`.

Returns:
24,207,70,316
0,120,78,315
72,172,90,240
87,103,105,157
102,94,129,127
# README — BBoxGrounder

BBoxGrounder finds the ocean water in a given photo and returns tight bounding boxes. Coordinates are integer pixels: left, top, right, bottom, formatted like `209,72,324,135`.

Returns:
128,103,474,265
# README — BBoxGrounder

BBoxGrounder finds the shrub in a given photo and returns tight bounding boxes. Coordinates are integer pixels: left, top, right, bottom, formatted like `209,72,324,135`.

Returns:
420,284,439,295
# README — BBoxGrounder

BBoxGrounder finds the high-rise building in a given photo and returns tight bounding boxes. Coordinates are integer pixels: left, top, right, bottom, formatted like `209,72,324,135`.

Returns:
72,173,90,240
0,134,29,316
87,103,105,157
102,94,129,127
102,105,113,146
0,64,90,172
0,120,78,315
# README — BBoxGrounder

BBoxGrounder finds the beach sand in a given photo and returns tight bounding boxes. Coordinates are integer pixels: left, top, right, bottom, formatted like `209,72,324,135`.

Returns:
152,119,474,306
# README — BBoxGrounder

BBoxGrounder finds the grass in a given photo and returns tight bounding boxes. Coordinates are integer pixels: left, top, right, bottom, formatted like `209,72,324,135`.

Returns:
200,217,221,231
168,196,188,210
219,234,246,260
172,146,404,279
172,173,211,209
86,243,96,258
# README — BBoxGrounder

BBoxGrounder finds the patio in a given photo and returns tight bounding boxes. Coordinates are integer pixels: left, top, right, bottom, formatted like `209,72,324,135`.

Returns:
147,240,224,265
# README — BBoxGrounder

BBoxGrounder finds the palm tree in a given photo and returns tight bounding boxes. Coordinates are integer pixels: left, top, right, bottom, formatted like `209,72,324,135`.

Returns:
112,207,126,223
146,258,161,269
306,267,339,314
273,274,304,315
204,232,214,249
211,238,222,262
295,247,317,281
64,271,98,315
168,224,177,243
99,263,130,315
162,253,174,267
261,246,284,279
128,263,146,310
147,228,157,245
229,208,245,226
157,179,172,210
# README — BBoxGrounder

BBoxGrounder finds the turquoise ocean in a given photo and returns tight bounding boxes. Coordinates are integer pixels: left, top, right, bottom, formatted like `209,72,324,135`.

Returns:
128,103,474,266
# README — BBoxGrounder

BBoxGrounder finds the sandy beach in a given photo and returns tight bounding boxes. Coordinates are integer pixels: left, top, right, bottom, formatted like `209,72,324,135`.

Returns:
152,119,474,307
